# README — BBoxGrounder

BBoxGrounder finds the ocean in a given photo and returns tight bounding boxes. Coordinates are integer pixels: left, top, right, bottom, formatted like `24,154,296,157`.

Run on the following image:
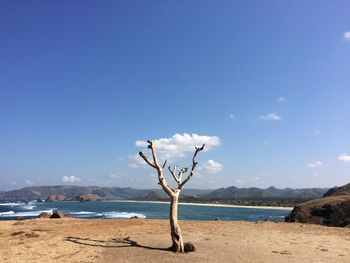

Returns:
0,200,290,221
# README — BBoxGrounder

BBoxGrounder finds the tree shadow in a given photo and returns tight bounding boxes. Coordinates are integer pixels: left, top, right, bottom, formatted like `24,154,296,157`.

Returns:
65,236,169,251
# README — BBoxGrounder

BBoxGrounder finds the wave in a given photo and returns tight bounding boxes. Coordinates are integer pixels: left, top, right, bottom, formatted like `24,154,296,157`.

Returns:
0,209,146,219
18,205,36,210
70,211,102,218
0,211,15,216
70,211,97,215
67,211,147,219
0,209,53,218
101,212,146,219
0,202,24,207
68,211,146,219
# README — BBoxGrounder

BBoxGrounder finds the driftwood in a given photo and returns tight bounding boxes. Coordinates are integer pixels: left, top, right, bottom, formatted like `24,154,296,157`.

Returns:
139,140,204,252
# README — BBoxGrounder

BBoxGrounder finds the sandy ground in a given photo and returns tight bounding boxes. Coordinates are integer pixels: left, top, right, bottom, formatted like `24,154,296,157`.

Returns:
1,219,350,263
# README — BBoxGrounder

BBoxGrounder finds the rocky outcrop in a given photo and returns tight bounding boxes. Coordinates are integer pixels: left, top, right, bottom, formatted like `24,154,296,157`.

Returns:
46,194,67,202
38,212,52,218
50,210,66,218
322,183,350,197
38,210,72,219
71,194,104,202
285,183,350,227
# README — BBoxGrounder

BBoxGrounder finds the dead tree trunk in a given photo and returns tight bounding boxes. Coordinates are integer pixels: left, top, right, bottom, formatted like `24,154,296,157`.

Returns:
139,140,204,252
169,192,184,252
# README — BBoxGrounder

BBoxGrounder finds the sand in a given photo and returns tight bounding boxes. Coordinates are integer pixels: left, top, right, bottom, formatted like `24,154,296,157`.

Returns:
1,218,349,263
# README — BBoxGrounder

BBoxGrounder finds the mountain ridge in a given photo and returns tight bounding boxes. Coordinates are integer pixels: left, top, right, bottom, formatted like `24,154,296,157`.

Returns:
0,185,329,202
199,186,328,199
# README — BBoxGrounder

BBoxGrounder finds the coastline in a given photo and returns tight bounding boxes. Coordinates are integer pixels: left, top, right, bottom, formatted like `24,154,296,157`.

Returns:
115,200,294,211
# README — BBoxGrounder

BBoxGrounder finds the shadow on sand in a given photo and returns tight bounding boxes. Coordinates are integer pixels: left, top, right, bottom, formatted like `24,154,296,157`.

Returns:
65,236,169,251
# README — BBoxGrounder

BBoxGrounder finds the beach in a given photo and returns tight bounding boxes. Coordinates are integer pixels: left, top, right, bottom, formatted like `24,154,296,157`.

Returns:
1,218,349,263
120,200,294,211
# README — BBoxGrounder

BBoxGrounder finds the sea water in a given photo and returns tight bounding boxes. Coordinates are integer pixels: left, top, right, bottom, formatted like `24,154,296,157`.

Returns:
0,200,289,221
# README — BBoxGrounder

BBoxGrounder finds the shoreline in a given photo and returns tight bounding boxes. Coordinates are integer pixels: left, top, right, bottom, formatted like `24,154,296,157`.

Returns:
115,200,293,211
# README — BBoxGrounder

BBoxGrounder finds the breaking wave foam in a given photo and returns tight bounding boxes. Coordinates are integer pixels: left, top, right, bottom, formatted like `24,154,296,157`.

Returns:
69,211,146,219
0,211,15,216
101,212,146,219
71,211,96,215
0,209,53,218
70,211,102,218
18,205,36,210
0,202,24,207
0,209,145,219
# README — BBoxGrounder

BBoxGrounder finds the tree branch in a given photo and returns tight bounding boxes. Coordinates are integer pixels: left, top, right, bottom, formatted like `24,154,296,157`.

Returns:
177,168,188,183
168,165,180,184
138,152,156,168
179,144,205,189
139,140,175,197
147,140,161,169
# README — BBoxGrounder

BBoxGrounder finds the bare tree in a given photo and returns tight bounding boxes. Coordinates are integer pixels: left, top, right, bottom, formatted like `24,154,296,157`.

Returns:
139,140,204,252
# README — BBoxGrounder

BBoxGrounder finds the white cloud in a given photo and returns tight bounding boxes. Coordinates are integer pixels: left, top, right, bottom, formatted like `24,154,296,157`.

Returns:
128,154,148,168
343,32,350,41
200,159,223,174
25,180,34,185
308,161,323,168
62,175,81,183
259,112,282,121
229,114,236,120
236,179,243,184
135,133,220,159
252,176,261,180
276,97,286,102
338,153,350,162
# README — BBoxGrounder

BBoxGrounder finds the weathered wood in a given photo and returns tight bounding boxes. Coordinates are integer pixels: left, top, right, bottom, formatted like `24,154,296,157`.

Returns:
139,140,204,252
169,192,184,252
179,144,204,189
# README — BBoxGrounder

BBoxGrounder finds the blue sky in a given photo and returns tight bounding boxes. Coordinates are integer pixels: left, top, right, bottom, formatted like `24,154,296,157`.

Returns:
0,0,349,190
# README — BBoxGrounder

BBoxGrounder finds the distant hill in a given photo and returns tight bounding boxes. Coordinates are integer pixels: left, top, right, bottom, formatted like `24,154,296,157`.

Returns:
285,183,350,227
150,188,213,198
45,193,105,202
0,185,212,201
141,190,163,200
197,186,328,200
0,185,328,204
0,186,149,201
